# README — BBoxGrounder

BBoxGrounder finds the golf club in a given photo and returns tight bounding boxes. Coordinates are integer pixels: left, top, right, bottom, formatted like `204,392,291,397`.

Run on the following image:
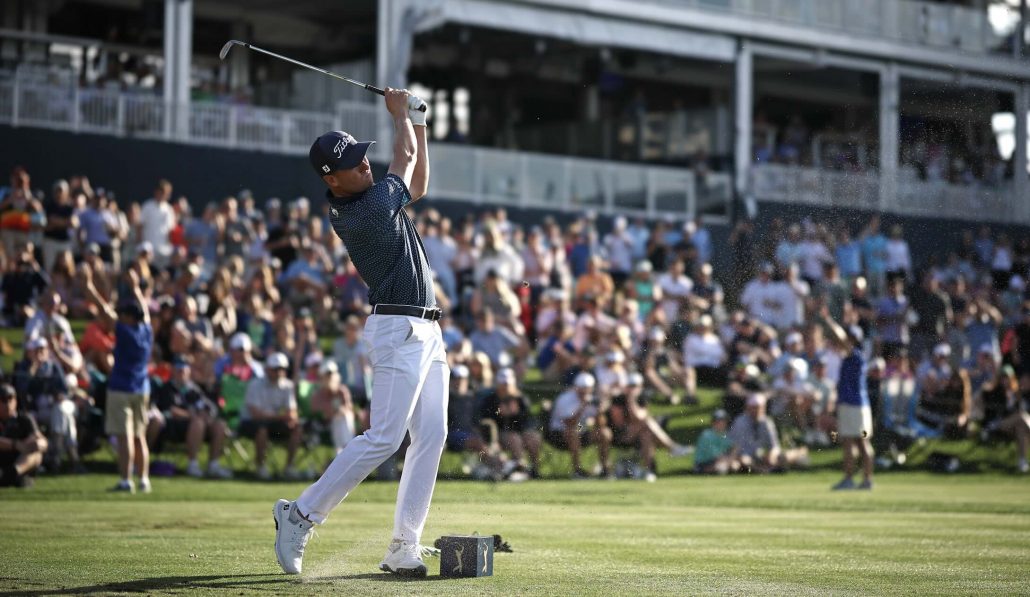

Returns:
219,40,427,112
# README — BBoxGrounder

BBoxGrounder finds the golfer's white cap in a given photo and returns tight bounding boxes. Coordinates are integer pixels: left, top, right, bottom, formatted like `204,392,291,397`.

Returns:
574,372,596,388
265,352,289,370
229,333,252,351
497,368,516,385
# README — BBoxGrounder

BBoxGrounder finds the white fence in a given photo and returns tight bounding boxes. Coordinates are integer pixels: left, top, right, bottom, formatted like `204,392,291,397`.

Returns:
660,0,1007,55
750,164,1019,223
0,81,378,155
0,81,729,219
429,144,730,219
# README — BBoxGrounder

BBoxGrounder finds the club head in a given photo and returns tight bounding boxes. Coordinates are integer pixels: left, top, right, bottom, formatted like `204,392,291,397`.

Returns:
219,40,242,61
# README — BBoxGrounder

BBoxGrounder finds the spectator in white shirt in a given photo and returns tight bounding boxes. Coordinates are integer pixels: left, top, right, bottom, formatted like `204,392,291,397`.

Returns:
138,179,177,267
656,258,694,322
740,263,796,330
604,216,635,289
595,349,629,401
683,314,727,402
797,230,832,283
547,373,612,478
884,224,912,284
475,223,524,286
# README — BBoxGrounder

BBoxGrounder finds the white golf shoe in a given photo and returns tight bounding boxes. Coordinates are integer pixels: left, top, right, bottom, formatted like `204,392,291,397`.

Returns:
273,499,314,574
379,540,439,578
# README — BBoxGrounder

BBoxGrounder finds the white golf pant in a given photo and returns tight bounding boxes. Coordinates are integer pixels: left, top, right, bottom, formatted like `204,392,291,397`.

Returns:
297,314,449,543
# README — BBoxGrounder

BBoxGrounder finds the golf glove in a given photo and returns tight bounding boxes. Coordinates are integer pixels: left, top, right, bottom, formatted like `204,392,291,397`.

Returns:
408,95,428,126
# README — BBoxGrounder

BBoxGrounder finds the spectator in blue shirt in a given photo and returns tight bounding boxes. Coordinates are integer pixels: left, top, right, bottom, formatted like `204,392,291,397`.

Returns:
834,228,862,281
84,264,153,494
832,326,874,491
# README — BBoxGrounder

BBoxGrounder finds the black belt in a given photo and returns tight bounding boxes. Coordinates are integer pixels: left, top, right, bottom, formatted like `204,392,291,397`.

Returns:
372,304,443,321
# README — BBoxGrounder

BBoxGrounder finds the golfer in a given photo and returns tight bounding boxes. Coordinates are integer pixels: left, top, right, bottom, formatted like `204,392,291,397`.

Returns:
274,88,449,578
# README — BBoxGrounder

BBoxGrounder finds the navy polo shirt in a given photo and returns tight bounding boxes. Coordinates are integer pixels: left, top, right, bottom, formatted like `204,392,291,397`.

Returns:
108,322,153,395
326,174,436,309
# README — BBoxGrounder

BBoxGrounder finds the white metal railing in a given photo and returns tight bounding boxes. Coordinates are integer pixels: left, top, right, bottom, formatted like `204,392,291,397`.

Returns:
0,81,379,156
429,143,728,219
750,163,1017,223
0,80,728,219
656,0,1009,55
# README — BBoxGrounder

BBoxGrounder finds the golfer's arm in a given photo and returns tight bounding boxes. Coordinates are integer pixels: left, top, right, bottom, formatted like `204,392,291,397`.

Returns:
387,114,417,190
408,125,430,203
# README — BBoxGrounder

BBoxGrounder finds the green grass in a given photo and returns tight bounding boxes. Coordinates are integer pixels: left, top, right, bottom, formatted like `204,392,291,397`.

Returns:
1,473,1029,595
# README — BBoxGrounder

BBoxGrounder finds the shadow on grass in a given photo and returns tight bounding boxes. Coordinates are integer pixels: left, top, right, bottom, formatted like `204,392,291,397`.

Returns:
1,571,452,595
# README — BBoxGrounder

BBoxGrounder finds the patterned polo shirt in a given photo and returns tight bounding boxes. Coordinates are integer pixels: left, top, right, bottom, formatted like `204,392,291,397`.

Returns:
325,174,436,309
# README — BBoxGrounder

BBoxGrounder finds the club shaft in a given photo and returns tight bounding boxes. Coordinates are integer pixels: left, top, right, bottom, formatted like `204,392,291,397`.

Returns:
242,43,383,96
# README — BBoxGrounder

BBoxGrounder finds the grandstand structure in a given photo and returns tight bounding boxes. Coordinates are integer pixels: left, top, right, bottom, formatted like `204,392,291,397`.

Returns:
1,0,1028,224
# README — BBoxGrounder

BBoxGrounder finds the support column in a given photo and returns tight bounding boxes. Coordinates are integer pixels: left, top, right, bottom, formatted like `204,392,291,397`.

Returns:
734,41,753,203
1015,83,1028,222
879,62,900,212
228,20,250,92
375,0,395,158
163,0,177,135
175,0,193,139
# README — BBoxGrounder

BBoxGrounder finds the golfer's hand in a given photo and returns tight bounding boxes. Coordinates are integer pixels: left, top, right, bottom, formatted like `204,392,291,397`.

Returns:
408,95,428,126
385,88,411,118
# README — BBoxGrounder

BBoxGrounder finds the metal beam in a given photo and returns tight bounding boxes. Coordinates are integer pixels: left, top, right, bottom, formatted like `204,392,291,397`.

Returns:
511,0,1030,81
1016,83,1028,221
879,62,899,213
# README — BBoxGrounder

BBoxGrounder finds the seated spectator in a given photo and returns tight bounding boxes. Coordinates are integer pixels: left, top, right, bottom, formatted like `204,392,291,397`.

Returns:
546,372,612,478
214,333,264,428
571,294,617,353
11,336,79,471
308,360,356,455
149,359,232,479
469,309,525,372
656,258,693,323
1,247,49,327
728,393,808,473
639,327,685,403
478,368,541,478
79,316,115,375
978,365,1030,473
916,366,972,439
240,352,302,480
445,365,504,480
594,349,628,402
770,357,818,434
604,372,657,481
682,314,727,403
693,409,740,474
471,269,524,335
332,315,371,408
574,255,615,307
0,384,47,488
536,319,577,383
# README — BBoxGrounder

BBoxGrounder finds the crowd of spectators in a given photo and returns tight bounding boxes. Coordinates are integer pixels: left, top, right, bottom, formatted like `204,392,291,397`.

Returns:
2,164,1029,489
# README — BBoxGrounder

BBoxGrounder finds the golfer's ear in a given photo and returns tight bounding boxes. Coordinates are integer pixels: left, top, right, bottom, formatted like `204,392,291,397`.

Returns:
321,173,336,186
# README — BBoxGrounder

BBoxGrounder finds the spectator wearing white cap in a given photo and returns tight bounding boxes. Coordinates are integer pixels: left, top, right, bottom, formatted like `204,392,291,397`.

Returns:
214,332,264,430
547,372,612,478
309,360,356,455
770,357,818,435
595,349,628,402
241,352,302,480
682,314,727,403
728,393,808,473
477,368,541,477
624,260,661,323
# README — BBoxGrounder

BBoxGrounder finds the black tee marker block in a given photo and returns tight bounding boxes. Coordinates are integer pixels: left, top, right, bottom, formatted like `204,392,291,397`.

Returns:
438,535,493,577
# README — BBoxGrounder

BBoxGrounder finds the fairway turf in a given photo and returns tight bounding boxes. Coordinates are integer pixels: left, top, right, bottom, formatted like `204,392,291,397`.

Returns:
1,473,1029,596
